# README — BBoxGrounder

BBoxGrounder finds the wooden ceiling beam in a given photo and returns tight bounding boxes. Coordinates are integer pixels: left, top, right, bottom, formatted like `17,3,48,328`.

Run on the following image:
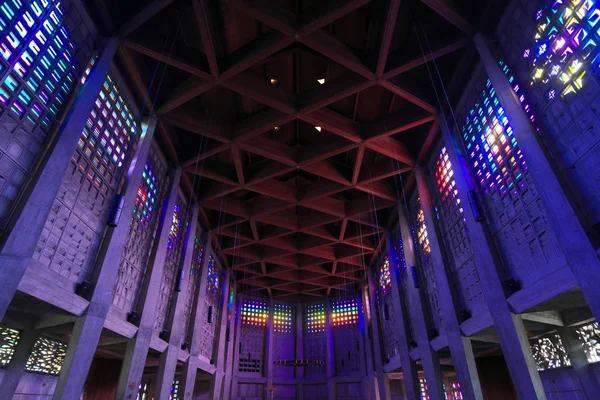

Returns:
355,180,397,201
156,77,216,115
362,108,436,141
376,0,400,77
223,0,298,35
300,160,350,185
383,38,469,79
184,164,237,186
238,137,297,166
366,136,414,166
221,31,294,80
379,78,437,114
300,180,347,201
301,196,346,218
117,0,177,38
419,0,474,35
201,197,250,218
123,40,212,79
358,158,411,184
192,0,221,77
181,143,229,167
160,110,231,143
346,195,396,217
222,75,296,114
198,182,240,202
297,74,375,114
233,109,295,142
301,109,362,143
231,145,245,184
247,179,298,203
352,144,366,185
300,31,375,80
298,138,359,165
417,119,440,164
299,0,375,36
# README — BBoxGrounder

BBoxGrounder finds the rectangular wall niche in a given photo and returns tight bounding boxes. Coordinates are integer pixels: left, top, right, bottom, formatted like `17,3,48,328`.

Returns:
241,300,268,326
331,299,358,327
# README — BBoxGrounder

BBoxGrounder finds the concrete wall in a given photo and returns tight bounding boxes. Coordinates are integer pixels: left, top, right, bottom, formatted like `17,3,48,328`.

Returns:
0,369,58,399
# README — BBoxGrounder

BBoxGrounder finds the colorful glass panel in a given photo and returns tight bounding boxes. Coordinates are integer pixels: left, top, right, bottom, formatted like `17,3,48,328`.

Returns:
416,206,431,254
522,0,600,99
331,299,359,327
273,303,292,333
167,203,183,252
134,162,159,228
0,326,19,366
420,378,430,400
241,300,268,326
25,336,67,374
530,334,571,370
206,254,220,299
306,303,326,333
435,146,465,220
461,79,528,195
450,381,463,400
575,322,600,363
395,234,408,272
379,256,392,294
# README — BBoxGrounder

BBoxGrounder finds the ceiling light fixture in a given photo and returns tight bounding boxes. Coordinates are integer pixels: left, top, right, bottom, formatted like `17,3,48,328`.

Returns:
317,78,326,85
274,126,280,131
270,78,278,84
315,126,322,132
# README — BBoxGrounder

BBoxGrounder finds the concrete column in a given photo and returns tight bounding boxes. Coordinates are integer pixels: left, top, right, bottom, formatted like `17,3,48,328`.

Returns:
385,233,420,400
325,300,336,400
0,38,120,320
265,298,275,388
364,272,387,400
222,282,237,400
474,34,600,323
415,167,483,400
50,116,157,400
115,167,183,399
230,294,244,400
0,330,38,399
295,302,304,399
558,327,600,399
180,234,212,399
155,204,200,399
397,207,446,400
440,116,547,399
211,268,231,400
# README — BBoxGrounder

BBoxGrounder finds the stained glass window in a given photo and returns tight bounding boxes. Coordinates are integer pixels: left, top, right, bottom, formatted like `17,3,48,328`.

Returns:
575,322,600,363
167,203,183,252
420,378,430,400
241,300,268,326
416,206,431,254
530,334,571,370
25,336,67,374
170,380,179,400
450,381,463,400
206,254,220,299
306,303,326,333
0,0,81,124
0,326,19,366
435,147,465,220
379,256,392,294
134,162,159,228
136,382,148,400
395,234,408,272
273,303,292,333
182,233,204,340
461,79,528,195
331,299,359,327
523,0,599,99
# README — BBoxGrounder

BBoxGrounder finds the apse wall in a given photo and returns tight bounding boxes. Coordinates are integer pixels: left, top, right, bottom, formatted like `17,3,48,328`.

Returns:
232,297,369,400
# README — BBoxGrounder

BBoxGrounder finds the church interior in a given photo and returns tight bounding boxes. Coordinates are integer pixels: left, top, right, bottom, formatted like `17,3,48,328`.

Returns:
1,0,600,399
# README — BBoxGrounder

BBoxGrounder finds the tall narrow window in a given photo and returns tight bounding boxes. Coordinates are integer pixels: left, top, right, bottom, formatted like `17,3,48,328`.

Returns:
379,256,392,294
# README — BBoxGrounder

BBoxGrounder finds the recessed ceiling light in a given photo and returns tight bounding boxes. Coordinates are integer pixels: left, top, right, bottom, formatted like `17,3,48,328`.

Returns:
274,126,280,131
317,78,326,85
315,126,322,132
270,78,278,84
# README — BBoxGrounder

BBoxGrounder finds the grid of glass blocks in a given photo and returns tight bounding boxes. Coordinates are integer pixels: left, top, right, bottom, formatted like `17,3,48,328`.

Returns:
241,300,268,326
331,299,359,327
306,303,326,333
379,256,392,294
273,303,292,333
